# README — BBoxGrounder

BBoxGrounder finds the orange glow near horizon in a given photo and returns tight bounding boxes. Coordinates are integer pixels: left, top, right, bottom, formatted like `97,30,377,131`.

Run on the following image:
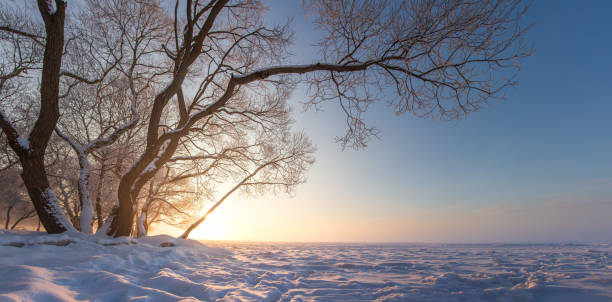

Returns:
152,188,612,244
188,207,229,240
152,163,612,244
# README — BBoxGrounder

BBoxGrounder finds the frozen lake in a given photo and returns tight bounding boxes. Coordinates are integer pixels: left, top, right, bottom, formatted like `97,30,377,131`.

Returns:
200,242,612,301
0,232,610,301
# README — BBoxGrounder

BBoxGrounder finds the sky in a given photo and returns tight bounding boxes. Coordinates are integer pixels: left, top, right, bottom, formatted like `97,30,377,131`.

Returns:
168,1,612,243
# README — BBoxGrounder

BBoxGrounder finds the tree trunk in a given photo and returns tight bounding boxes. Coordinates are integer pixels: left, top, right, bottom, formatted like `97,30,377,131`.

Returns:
19,166,73,234
108,174,138,237
107,85,189,237
76,151,93,234
20,156,74,233
60,186,78,230
137,209,147,238
137,182,154,238
108,136,182,237
0,1,75,234
4,206,12,229
144,216,149,234
94,160,106,230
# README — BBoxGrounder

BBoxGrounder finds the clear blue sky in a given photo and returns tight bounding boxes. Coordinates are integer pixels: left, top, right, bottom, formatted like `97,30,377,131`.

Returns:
188,1,612,243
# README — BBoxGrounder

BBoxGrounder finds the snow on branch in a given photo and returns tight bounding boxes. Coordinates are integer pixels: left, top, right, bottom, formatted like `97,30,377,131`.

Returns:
41,188,77,233
0,110,29,153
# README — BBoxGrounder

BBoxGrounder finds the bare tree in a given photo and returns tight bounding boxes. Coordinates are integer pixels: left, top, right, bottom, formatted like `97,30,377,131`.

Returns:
0,169,36,230
0,0,167,234
0,0,76,233
52,0,172,234
103,0,530,237
0,0,531,237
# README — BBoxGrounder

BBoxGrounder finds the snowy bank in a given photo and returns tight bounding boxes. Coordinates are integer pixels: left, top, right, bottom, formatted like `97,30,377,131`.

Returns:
0,230,228,301
0,231,610,301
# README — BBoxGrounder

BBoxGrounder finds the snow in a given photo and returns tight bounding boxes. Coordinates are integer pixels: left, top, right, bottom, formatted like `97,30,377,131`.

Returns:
94,203,116,236
77,155,94,235
0,231,610,301
143,158,159,174
137,202,148,237
16,136,30,151
40,189,77,233
45,0,56,14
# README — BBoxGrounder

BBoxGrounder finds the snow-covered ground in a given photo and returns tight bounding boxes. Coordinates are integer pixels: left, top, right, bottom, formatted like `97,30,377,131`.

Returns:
0,231,610,301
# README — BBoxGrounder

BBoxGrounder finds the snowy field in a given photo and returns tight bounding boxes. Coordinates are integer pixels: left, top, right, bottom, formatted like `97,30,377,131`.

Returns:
0,231,610,301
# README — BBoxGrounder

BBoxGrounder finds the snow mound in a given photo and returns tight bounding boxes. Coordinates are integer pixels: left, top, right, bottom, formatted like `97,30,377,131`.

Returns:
0,232,610,301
